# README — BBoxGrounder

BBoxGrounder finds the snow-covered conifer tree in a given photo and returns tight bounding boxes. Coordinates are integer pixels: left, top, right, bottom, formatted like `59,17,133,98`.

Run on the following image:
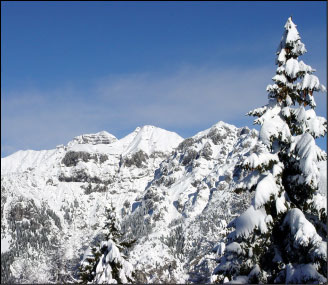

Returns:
79,204,134,284
213,17,327,284
79,246,103,283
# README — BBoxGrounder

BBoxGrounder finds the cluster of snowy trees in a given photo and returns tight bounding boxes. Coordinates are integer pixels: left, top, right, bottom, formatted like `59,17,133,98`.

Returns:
1,198,63,284
214,17,327,284
79,204,135,284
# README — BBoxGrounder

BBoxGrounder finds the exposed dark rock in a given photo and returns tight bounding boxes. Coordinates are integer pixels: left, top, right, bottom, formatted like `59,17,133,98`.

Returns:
155,176,176,187
81,183,108,195
181,149,198,166
150,151,166,159
61,151,108,167
61,151,91,167
58,171,112,184
178,138,195,151
207,128,228,145
240,127,250,135
123,150,149,168
200,142,213,160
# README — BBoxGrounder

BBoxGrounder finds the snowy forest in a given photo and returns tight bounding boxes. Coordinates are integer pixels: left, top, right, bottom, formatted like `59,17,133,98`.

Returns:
1,17,327,284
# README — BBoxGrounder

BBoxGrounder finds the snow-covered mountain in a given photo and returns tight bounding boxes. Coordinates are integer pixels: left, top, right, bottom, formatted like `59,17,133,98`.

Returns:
1,122,326,283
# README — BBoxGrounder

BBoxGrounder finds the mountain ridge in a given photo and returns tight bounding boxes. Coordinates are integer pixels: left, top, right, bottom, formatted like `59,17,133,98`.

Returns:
1,121,326,283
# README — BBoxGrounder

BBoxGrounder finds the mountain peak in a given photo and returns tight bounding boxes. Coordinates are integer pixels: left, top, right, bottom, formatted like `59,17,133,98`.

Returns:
122,125,184,156
193,120,238,140
67,131,118,147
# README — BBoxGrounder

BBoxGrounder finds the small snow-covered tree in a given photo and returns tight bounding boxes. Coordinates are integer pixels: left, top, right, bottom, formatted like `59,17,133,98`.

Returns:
79,245,103,283
79,204,135,284
213,17,327,284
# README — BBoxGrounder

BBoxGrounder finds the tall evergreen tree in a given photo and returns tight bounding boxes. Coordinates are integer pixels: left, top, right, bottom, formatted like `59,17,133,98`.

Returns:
79,204,135,284
213,17,327,284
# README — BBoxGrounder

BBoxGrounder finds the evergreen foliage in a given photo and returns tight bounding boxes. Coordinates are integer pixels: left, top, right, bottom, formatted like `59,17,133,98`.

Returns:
78,204,135,284
214,17,327,284
1,198,63,284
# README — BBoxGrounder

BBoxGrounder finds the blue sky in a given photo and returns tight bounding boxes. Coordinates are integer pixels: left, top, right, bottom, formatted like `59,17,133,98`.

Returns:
1,1,327,157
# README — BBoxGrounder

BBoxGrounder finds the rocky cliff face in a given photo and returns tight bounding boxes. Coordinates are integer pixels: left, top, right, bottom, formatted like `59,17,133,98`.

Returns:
1,122,326,283
68,131,118,147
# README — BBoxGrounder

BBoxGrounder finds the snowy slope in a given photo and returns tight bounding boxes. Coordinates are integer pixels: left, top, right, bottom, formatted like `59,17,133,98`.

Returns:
121,125,184,156
121,121,260,282
1,148,64,175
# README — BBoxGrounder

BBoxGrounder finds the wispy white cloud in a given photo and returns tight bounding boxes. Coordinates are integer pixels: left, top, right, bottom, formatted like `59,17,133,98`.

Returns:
95,65,274,127
1,64,326,157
